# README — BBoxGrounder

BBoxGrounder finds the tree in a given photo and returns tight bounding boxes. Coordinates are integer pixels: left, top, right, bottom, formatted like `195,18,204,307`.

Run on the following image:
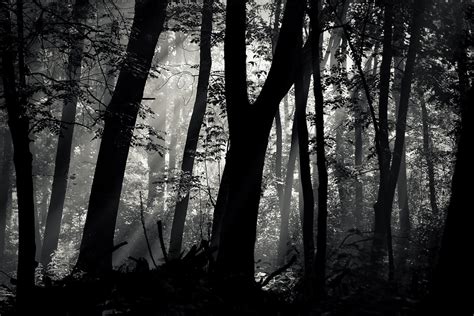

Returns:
41,0,90,269
215,0,305,291
169,0,214,260
310,0,329,299
0,129,12,266
75,0,168,275
0,0,36,306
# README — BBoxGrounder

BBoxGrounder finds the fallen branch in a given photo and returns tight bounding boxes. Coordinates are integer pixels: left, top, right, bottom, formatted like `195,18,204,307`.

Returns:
259,255,297,288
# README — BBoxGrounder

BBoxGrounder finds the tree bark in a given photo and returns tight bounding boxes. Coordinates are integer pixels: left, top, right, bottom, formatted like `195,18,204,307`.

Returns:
41,0,90,268
372,0,394,263
310,0,328,299
0,0,36,306
76,0,168,275
215,0,304,291
169,0,214,260
295,46,315,297
0,129,13,266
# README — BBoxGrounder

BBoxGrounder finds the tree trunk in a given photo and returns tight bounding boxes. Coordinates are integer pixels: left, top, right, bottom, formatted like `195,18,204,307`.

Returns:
0,0,36,306
310,0,328,298
168,101,181,172
295,46,315,297
76,0,168,275
428,26,473,314
0,129,13,266
374,0,426,280
354,90,363,228
169,0,214,260
276,117,298,266
372,0,394,264
41,0,90,268
420,94,439,214
215,0,304,292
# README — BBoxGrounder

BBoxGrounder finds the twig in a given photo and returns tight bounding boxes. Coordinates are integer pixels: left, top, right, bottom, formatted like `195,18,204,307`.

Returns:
139,191,158,269
157,220,168,263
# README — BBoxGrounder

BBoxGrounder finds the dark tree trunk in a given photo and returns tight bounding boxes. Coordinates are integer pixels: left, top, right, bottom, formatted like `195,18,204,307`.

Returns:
215,0,304,292
272,0,283,207
0,129,13,266
420,94,439,214
310,0,328,298
0,0,36,306
428,65,474,315
295,47,315,296
41,0,90,268
169,0,214,260
372,0,394,264
209,157,230,257
76,0,168,275
393,49,411,267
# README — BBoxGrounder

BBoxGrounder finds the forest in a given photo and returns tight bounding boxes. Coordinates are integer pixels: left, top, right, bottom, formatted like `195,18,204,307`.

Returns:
0,0,472,314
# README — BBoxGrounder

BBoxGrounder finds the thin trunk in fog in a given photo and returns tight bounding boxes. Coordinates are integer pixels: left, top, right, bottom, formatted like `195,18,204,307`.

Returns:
76,0,168,274
215,0,304,290
0,0,36,306
420,94,439,214
295,46,315,296
169,0,214,260
168,101,181,172
353,90,363,228
147,104,167,210
310,0,328,298
41,0,90,268
276,118,297,266
0,129,12,266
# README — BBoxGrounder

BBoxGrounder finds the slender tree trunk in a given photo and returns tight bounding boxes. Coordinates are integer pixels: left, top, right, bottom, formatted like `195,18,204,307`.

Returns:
310,0,328,298
41,0,90,268
168,102,180,172
393,48,411,269
375,0,427,280
276,118,298,266
420,94,439,214
147,103,167,210
0,129,13,266
0,0,36,306
295,47,314,297
354,90,363,228
169,0,214,260
76,0,168,275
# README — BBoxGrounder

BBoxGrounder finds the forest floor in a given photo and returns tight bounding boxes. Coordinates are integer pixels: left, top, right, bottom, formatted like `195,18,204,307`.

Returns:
0,244,424,315
0,264,423,315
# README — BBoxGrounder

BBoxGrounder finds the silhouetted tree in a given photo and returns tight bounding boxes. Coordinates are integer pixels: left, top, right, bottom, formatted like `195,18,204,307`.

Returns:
215,0,304,291
41,0,90,269
169,0,214,260
76,0,168,274
0,0,36,307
